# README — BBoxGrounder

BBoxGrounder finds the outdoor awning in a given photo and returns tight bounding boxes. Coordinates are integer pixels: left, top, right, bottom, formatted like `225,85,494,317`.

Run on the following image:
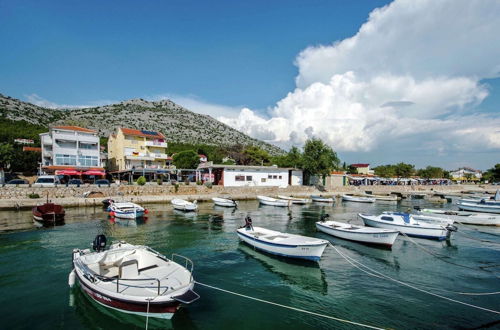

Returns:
83,170,105,176
56,170,81,175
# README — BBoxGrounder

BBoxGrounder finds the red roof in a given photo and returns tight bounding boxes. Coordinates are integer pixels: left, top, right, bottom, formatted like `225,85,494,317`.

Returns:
351,163,370,168
53,126,96,133
120,128,165,139
199,154,207,158
23,146,41,152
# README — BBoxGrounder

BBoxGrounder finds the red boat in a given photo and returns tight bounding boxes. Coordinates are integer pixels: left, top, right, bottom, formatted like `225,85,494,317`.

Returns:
32,203,65,224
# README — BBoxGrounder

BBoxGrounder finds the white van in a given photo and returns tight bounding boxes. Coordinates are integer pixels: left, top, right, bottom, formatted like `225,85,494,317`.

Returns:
33,175,61,187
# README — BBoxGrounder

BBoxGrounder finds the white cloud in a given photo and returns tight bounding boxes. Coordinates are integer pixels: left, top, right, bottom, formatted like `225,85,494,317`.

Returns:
219,0,500,167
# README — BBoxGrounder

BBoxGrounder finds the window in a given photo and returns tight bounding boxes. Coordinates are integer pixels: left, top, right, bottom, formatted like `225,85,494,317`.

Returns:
246,176,252,181
78,155,98,166
79,142,97,150
279,175,282,179
261,178,266,183
268,175,272,179
273,175,277,179
55,154,76,165
381,216,394,222
235,175,245,181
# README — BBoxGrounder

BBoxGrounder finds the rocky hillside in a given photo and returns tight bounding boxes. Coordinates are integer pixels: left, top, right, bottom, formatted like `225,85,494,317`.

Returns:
0,93,282,154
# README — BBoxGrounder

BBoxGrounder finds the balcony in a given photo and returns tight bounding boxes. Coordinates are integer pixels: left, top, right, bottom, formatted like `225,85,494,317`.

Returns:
145,140,168,148
150,153,169,159
125,152,154,161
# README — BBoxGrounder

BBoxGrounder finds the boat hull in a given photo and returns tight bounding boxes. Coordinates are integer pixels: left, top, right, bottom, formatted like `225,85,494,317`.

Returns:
257,196,289,207
342,195,375,203
112,211,145,219
237,230,327,261
420,209,500,226
315,222,398,247
311,196,335,203
212,198,237,207
76,274,178,319
457,203,500,214
360,215,449,240
172,205,197,212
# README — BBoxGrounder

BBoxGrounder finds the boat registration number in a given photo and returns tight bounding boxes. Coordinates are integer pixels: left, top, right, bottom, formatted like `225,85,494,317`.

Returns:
373,234,388,238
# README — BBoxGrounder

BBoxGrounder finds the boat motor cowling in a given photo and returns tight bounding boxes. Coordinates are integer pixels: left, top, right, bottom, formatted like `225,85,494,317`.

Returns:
93,234,107,252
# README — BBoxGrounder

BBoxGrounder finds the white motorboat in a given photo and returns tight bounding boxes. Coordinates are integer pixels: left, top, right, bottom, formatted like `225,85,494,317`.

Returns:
257,195,290,207
415,208,500,226
237,226,328,261
316,220,399,247
108,202,147,219
383,211,454,225
171,199,198,212
311,195,335,203
359,213,456,240
277,195,310,204
212,197,238,207
457,201,500,214
70,235,199,319
342,195,375,203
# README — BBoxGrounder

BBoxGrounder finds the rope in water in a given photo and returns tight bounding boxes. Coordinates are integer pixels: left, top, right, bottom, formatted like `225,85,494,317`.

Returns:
330,244,500,314
399,231,500,277
194,281,386,330
452,226,500,245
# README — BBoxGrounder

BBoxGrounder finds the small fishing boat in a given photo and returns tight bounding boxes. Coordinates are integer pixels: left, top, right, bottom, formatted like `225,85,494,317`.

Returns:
370,194,399,202
237,225,328,261
171,199,198,212
108,202,147,219
384,211,454,225
32,202,65,224
359,213,457,240
457,201,500,214
342,195,375,203
414,208,500,226
257,195,290,207
311,195,335,203
69,235,199,319
277,195,310,204
212,197,238,207
315,219,399,247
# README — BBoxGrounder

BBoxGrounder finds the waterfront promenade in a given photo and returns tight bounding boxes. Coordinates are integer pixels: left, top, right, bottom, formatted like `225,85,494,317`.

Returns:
0,183,495,210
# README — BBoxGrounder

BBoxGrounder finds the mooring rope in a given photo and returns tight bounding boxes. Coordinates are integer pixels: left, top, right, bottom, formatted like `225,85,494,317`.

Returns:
453,228,500,245
194,281,386,330
330,244,500,314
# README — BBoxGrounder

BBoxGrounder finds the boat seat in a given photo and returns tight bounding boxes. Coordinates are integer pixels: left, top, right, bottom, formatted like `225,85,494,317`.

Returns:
119,259,139,279
265,235,289,240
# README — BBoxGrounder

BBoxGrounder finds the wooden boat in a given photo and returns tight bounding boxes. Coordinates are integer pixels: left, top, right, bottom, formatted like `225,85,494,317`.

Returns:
32,202,65,224
69,235,199,319
359,213,456,240
237,226,328,261
277,195,310,204
171,199,198,212
415,208,500,226
342,195,375,203
108,202,147,219
384,211,454,225
212,197,238,207
311,195,335,203
457,201,500,214
257,195,290,207
316,220,399,247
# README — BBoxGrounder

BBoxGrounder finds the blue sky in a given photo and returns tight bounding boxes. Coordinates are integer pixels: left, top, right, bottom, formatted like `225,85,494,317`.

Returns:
1,0,499,170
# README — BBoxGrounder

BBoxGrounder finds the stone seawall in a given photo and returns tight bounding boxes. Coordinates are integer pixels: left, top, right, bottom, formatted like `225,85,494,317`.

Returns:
0,183,492,210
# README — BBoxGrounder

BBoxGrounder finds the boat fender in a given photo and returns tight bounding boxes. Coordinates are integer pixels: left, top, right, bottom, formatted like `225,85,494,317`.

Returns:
144,209,149,214
109,211,115,217
68,269,76,288
93,234,107,252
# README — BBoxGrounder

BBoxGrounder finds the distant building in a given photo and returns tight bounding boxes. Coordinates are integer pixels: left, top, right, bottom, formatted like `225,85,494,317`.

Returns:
108,128,171,176
450,167,482,182
350,163,374,175
14,138,34,145
39,126,104,176
197,163,302,187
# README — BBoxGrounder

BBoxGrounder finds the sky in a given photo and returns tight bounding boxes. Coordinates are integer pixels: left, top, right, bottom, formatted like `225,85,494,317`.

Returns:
1,0,499,170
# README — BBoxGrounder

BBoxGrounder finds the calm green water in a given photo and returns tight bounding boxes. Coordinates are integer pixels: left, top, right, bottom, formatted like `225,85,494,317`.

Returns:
0,199,499,329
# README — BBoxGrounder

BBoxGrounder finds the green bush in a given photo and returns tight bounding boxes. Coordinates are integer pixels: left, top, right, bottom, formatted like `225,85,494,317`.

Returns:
184,178,190,185
136,176,147,186
204,182,213,189
28,193,40,199
196,180,203,185
157,178,163,185
174,183,179,193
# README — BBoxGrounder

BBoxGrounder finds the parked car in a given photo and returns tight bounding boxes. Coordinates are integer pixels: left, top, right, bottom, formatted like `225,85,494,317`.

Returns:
33,175,61,187
95,179,110,187
6,179,29,185
67,179,83,186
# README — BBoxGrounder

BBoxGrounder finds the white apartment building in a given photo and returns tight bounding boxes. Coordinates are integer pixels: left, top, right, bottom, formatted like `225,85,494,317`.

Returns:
40,126,103,175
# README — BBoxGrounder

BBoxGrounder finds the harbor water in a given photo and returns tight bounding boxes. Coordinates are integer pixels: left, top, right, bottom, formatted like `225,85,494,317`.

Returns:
0,198,499,329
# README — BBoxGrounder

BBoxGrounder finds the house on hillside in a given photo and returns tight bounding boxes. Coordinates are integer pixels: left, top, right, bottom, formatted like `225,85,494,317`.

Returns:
107,128,173,182
350,163,374,175
39,126,104,177
197,162,303,187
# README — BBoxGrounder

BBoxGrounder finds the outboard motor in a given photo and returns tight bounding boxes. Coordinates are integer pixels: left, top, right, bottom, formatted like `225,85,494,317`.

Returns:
92,234,107,252
320,214,330,222
413,206,422,211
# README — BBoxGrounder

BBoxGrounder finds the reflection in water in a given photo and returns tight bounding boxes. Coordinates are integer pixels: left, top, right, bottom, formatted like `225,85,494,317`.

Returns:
238,243,328,295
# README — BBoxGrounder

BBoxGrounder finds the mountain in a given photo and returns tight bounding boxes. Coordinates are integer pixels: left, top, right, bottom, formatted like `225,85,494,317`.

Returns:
0,94,282,154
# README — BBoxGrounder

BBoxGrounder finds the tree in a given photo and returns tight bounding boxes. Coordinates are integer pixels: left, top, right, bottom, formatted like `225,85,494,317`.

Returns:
242,146,271,166
0,143,14,170
302,138,340,183
417,166,445,179
394,162,415,178
173,150,200,169
272,146,303,168
482,164,500,183
373,165,396,178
